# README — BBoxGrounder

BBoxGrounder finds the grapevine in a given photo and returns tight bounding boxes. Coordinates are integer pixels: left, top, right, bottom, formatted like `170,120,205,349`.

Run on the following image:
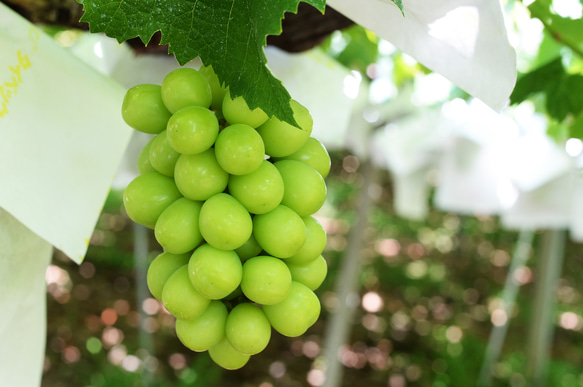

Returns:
121,66,330,369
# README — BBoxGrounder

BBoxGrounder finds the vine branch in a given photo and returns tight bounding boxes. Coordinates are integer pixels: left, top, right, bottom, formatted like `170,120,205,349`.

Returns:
527,3,583,60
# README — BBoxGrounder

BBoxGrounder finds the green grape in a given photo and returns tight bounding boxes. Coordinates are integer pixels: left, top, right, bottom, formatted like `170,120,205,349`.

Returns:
175,300,227,352
241,256,291,305
137,136,156,174
275,160,327,217
188,244,243,299
253,205,306,258
222,89,269,128
174,148,229,201
275,137,331,178
122,84,171,134
256,100,312,157
235,234,263,261
161,68,212,113
149,130,180,177
228,160,284,214
263,281,321,337
161,266,210,320
123,172,182,228
154,198,203,254
209,337,251,370
199,193,252,250
146,251,190,300
198,65,227,113
285,216,327,265
225,303,271,355
214,124,265,175
287,255,327,291
166,106,219,155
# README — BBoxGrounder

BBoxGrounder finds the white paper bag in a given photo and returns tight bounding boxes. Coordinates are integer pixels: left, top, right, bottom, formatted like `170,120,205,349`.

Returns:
327,0,516,111
0,208,52,387
502,173,574,230
0,3,133,263
434,137,509,215
392,169,431,220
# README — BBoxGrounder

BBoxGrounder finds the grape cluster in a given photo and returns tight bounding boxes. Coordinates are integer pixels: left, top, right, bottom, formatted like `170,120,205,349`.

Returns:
121,67,330,369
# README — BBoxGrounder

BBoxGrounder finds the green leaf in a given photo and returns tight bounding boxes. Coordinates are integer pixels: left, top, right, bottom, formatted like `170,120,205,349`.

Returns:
546,119,569,143
510,58,564,105
546,74,583,121
569,110,583,140
78,0,326,126
322,25,379,75
532,29,564,71
511,56,583,122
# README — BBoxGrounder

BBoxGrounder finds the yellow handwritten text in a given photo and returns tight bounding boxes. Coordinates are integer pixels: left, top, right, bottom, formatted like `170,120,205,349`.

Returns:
1,50,32,119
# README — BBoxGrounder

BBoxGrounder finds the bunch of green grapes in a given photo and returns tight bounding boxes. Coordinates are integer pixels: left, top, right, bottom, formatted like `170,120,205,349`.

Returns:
121,67,331,369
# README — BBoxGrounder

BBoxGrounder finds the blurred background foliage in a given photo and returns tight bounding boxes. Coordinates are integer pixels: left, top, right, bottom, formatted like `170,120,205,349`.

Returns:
41,0,583,386
42,150,583,387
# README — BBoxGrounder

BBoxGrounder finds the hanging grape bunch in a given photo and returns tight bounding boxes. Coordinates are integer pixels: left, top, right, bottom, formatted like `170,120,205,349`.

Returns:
121,66,330,369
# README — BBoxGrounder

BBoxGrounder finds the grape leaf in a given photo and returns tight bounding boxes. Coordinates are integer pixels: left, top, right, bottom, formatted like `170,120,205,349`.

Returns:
546,74,583,121
510,58,563,105
569,110,583,140
511,58,583,122
78,0,326,126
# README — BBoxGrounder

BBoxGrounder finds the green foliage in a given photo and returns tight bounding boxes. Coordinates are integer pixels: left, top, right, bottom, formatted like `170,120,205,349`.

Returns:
546,120,569,143
77,0,325,126
507,0,583,139
511,58,583,125
528,0,583,56
84,365,144,387
569,110,583,139
323,26,380,75
546,73,583,121
510,58,564,105
43,151,583,386
532,30,564,70
392,53,423,87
